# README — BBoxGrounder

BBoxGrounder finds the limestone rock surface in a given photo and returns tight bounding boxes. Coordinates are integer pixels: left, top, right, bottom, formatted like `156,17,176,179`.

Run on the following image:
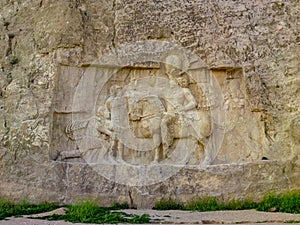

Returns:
0,0,299,208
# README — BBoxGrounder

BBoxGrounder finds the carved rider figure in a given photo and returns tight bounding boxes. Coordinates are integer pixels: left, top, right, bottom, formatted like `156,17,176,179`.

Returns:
160,54,200,150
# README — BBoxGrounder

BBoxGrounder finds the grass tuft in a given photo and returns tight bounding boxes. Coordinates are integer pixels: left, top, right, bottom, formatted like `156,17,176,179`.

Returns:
257,190,300,213
0,198,59,220
222,199,258,211
65,199,100,223
153,199,184,210
185,197,258,211
186,197,219,211
110,202,130,210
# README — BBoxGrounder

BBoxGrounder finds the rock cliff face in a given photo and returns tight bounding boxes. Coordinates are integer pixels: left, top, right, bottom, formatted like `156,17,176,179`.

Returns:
0,0,299,208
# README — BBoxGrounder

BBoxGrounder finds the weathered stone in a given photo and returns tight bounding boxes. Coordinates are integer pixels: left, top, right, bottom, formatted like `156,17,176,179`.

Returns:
0,0,299,208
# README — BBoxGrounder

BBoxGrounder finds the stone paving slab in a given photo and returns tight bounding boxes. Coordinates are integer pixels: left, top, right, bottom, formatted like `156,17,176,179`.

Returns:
1,209,300,225
119,209,300,224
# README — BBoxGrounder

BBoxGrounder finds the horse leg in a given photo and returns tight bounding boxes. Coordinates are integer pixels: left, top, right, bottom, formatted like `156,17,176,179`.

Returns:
151,118,162,163
104,138,119,163
161,116,174,152
116,141,125,163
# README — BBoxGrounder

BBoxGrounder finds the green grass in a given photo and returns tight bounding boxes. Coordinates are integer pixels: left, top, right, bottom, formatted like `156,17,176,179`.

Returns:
153,198,184,210
154,197,258,211
1,190,300,223
154,190,300,213
221,199,258,210
110,202,131,210
40,200,149,224
186,197,220,211
257,190,300,213
0,199,148,224
0,198,59,220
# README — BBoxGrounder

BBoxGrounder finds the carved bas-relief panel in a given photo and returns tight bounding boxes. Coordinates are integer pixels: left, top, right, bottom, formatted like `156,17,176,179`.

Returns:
50,41,265,186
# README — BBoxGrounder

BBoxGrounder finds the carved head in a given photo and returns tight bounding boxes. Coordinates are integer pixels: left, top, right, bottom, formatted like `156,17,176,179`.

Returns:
176,75,189,88
164,55,184,78
162,51,189,79
109,85,122,96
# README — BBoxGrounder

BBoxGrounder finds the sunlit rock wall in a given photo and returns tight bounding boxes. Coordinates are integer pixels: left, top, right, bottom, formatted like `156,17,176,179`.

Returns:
0,0,299,208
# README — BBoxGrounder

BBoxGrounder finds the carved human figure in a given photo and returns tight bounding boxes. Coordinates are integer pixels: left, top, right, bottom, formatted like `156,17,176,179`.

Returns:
60,85,125,162
161,75,201,150
160,54,186,151
161,53,202,146
96,85,124,162
224,77,245,114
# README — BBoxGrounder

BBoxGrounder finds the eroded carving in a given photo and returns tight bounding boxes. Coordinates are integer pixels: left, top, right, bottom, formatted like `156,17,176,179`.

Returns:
50,41,226,186
223,70,246,113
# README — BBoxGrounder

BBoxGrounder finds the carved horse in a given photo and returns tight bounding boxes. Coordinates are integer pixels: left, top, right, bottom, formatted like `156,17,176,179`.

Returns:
128,95,211,162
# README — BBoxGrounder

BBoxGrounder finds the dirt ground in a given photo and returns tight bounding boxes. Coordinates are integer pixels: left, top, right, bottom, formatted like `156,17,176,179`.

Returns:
1,209,300,225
